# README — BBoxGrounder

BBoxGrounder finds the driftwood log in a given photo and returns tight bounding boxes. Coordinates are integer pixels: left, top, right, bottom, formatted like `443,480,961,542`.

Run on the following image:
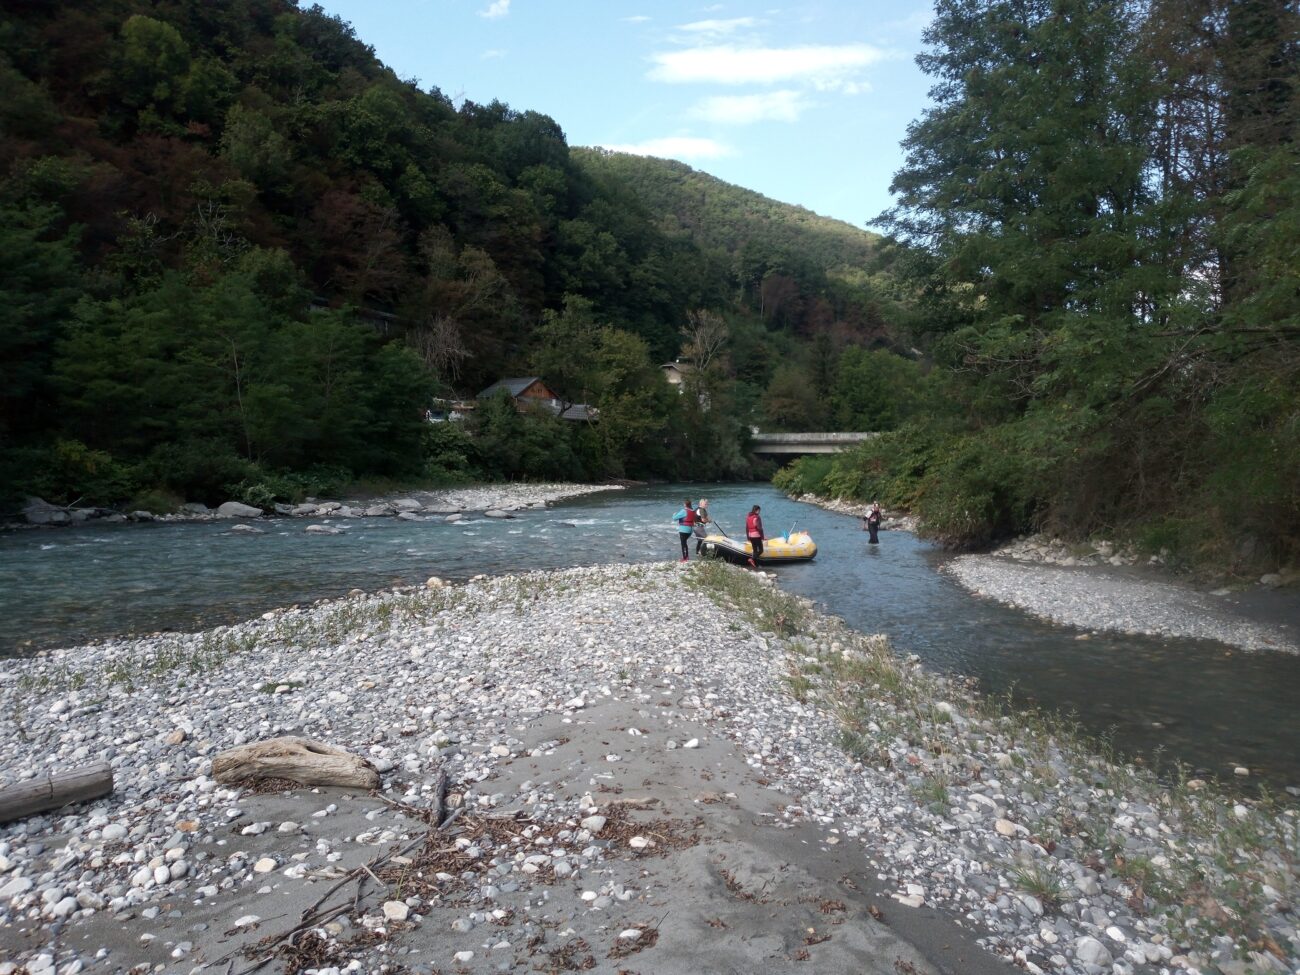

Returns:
0,762,113,824
212,737,380,789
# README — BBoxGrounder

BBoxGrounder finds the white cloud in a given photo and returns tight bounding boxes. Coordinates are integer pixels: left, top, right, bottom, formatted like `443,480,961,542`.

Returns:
678,17,757,34
648,43,885,87
478,0,509,19
597,137,733,161
690,89,809,124
623,15,651,23
481,48,505,59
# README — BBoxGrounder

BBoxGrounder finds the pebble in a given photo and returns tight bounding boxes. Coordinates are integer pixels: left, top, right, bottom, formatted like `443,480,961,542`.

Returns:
382,901,409,922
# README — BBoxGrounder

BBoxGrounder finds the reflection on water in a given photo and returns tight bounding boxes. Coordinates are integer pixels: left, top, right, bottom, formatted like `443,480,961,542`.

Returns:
1,483,1297,788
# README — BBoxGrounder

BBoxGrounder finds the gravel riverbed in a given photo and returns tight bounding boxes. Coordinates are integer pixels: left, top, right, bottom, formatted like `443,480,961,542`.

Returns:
944,557,1298,654
0,562,1294,975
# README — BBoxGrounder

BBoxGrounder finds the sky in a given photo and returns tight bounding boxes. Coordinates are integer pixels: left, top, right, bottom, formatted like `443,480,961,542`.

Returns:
313,1,937,230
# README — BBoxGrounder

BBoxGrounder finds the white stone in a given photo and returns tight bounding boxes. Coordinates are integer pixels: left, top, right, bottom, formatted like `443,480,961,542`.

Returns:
683,738,700,749
1076,936,1113,967
252,857,277,873
382,901,409,921
628,836,652,850
0,877,33,898
234,915,261,927
579,815,606,834
453,951,475,964
618,928,644,941
101,824,127,842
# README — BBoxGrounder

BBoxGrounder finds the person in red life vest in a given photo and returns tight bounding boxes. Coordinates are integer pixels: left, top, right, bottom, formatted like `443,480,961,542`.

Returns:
745,504,764,567
672,498,696,562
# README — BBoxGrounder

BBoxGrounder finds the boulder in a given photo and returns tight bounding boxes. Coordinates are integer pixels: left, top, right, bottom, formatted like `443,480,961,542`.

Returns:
216,501,263,519
305,524,342,535
397,512,424,521
291,503,317,516
230,524,265,534
392,498,422,511
212,737,380,789
22,498,70,526
364,504,393,517
483,509,513,519
178,502,211,515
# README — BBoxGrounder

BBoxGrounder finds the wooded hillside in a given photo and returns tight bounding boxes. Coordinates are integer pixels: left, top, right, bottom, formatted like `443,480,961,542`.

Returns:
0,0,899,507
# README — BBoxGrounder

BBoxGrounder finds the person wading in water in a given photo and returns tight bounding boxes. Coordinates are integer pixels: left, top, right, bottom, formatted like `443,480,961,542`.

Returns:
866,502,882,545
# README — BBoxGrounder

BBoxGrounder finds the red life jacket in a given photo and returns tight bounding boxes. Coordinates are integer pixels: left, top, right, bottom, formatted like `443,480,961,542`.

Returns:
746,512,761,537
684,507,696,527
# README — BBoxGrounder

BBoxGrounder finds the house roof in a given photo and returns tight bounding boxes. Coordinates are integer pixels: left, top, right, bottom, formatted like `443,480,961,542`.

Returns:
477,377,544,399
558,403,596,421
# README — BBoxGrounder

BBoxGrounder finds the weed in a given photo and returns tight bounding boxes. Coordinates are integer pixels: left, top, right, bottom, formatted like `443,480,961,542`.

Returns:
1009,859,1064,912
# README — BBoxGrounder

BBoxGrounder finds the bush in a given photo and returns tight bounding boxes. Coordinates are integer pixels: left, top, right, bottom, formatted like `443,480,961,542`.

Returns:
1,439,138,506
421,421,478,484
135,441,256,504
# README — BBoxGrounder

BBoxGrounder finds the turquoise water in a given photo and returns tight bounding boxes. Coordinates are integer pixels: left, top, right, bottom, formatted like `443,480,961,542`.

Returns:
2,482,1297,788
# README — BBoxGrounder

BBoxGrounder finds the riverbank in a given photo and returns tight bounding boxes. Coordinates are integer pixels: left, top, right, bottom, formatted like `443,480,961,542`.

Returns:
7,482,624,530
1,563,1294,974
791,493,1299,655
945,557,1299,654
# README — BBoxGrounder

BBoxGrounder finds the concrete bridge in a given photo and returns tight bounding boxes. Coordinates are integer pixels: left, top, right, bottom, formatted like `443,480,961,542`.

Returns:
750,432,878,456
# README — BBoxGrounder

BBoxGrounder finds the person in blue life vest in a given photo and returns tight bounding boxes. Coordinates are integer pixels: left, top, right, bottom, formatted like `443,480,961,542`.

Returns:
672,498,696,561
745,504,764,567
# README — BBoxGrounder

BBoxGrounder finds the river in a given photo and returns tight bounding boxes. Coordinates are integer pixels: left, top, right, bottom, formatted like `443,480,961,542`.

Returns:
2,482,1297,789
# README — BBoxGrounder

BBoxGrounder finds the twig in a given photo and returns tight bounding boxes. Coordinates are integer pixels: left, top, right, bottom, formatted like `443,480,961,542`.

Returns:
231,903,350,974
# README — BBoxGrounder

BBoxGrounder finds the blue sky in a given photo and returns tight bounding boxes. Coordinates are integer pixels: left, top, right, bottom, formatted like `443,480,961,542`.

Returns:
314,1,936,229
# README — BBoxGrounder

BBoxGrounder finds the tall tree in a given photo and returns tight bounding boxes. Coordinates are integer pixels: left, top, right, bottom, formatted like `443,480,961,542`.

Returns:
882,0,1170,403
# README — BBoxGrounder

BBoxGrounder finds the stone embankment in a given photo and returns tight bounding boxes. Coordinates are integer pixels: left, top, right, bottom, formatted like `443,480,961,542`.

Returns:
1,563,1294,975
10,483,622,530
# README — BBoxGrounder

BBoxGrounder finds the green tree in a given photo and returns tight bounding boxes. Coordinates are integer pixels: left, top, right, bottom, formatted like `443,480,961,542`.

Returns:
883,0,1168,404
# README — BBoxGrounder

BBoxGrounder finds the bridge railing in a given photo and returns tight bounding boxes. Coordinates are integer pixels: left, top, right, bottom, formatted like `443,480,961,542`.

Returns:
749,432,878,454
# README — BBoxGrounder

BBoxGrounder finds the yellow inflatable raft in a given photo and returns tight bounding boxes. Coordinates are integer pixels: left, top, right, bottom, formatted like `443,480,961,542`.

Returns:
700,531,817,565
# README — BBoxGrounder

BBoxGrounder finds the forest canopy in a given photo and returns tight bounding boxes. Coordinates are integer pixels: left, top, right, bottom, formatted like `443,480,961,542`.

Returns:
0,0,900,508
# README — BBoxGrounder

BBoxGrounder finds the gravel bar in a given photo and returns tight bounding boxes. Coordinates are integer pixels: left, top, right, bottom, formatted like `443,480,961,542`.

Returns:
0,562,1294,975
945,556,1297,653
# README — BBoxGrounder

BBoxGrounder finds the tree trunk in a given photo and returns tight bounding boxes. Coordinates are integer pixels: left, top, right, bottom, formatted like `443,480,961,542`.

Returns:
211,737,380,789
0,763,113,824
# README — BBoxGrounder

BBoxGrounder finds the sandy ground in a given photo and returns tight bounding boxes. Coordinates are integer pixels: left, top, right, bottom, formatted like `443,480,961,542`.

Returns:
3,698,1010,975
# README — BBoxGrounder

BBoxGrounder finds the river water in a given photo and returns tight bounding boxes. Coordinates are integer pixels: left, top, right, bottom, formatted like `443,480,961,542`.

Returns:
2,483,1297,789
